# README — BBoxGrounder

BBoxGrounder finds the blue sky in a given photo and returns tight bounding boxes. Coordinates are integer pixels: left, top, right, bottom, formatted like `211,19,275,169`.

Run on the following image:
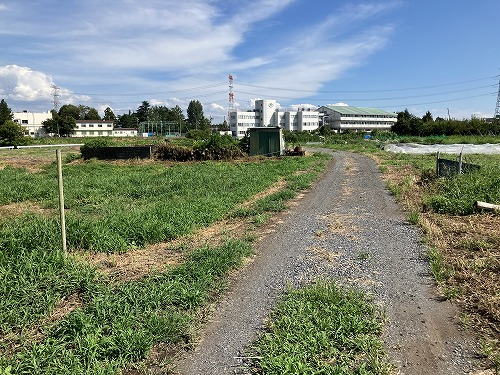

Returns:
1,0,499,122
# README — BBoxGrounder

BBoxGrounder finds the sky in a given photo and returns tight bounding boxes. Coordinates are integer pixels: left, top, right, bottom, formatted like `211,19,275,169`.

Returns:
0,0,499,122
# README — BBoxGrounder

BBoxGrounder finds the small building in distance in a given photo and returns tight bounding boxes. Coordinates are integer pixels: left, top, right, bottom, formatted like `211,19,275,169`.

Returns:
318,105,397,132
113,128,139,137
229,99,319,138
13,111,52,138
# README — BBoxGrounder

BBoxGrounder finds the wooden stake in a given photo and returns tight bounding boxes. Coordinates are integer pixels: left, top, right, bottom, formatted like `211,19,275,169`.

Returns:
436,151,440,176
56,150,67,254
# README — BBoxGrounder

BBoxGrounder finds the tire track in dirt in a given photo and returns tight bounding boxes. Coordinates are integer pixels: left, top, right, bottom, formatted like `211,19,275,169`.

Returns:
175,150,485,375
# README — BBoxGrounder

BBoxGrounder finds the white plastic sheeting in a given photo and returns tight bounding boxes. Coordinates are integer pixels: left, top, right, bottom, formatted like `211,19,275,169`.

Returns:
384,143,500,154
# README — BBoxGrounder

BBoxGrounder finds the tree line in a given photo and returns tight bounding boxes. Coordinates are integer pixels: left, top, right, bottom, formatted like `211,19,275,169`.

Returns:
392,109,500,136
0,97,226,141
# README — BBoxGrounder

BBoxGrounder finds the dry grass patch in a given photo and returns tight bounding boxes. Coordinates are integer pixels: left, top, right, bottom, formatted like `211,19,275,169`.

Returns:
377,154,500,368
319,213,358,235
83,180,291,283
0,146,81,172
422,212,500,335
308,246,342,265
0,201,54,219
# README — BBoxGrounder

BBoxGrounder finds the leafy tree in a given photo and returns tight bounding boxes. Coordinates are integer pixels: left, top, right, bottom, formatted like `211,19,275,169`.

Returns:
0,99,13,125
0,120,30,146
78,105,101,120
42,109,76,136
218,120,229,131
58,104,80,120
103,107,116,122
136,101,151,123
422,111,433,123
116,113,138,128
187,100,206,130
172,105,186,132
392,109,422,135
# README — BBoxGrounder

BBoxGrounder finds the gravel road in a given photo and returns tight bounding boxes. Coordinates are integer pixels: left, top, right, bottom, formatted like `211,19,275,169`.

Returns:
175,150,483,375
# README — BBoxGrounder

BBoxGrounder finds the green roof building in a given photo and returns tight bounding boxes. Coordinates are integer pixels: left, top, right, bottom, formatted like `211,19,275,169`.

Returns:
318,105,397,132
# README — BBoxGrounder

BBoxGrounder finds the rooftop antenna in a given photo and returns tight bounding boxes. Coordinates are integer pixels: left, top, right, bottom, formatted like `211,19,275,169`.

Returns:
228,74,235,119
495,74,500,119
51,84,60,112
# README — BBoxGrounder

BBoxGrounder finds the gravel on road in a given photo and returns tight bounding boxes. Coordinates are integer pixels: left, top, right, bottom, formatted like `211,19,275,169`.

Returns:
175,150,483,375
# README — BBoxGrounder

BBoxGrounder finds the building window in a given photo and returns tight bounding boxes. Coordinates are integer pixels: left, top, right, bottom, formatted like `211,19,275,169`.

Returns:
98,124,103,128
89,124,94,127
22,120,28,124
81,124,86,128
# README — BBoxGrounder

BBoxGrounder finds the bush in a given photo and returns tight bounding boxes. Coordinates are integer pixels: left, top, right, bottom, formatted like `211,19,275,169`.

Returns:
186,129,211,140
79,138,112,155
154,136,245,161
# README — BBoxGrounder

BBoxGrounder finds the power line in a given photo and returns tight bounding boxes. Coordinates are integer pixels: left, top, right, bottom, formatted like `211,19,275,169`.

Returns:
374,92,497,110
235,84,495,102
70,82,227,97
237,75,498,93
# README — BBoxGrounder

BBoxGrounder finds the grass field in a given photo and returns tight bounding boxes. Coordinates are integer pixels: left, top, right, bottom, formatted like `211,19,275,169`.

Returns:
0,147,330,374
2,134,499,373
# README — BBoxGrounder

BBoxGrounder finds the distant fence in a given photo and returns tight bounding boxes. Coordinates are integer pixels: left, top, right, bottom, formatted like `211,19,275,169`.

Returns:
81,146,155,160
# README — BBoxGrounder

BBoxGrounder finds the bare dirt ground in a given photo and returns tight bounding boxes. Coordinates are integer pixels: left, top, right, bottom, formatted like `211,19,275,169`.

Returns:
174,150,488,375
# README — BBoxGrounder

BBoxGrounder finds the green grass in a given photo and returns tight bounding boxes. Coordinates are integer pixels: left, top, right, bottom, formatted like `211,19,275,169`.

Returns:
0,153,330,374
251,281,391,375
1,239,252,374
424,160,500,215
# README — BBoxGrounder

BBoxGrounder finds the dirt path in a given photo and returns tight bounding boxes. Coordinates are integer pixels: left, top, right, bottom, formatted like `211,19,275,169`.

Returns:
175,150,483,374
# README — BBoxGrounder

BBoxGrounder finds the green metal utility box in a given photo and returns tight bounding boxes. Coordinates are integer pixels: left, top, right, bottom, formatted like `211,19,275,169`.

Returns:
248,127,284,156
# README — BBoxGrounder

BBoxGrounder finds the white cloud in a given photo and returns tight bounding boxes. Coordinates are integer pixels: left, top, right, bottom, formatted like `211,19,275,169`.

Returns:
327,102,349,107
210,103,225,111
289,103,318,111
0,65,54,101
0,1,399,117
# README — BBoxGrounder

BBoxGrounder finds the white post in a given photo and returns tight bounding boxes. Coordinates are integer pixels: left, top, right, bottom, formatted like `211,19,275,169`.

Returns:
458,150,463,174
56,150,67,254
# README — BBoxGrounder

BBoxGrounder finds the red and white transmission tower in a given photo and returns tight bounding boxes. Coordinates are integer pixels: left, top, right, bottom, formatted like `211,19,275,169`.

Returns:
228,74,235,120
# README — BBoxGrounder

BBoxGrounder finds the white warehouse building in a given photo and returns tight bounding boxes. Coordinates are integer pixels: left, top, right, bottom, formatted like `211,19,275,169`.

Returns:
13,111,52,138
229,99,319,138
318,106,397,132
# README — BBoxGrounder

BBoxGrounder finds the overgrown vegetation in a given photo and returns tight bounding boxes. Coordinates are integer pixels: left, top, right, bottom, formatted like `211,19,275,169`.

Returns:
1,240,252,374
154,133,245,161
0,149,329,374
371,149,500,370
392,109,500,136
251,281,391,374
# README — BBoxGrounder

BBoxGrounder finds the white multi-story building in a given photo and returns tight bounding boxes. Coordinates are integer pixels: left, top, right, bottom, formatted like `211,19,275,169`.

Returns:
318,106,397,132
74,120,114,137
13,111,52,137
229,99,320,138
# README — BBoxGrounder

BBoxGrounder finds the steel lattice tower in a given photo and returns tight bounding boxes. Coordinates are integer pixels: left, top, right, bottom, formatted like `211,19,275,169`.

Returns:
51,84,60,112
495,76,500,119
228,74,235,119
